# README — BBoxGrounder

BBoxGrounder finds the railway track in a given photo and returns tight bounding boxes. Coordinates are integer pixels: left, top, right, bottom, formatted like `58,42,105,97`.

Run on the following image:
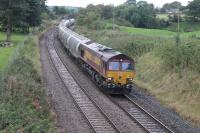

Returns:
53,33,174,133
46,35,120,133
46,28,173,133
109,94,174,133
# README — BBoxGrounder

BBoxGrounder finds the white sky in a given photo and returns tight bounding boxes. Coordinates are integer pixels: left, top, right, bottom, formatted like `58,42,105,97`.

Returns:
46,0,190,8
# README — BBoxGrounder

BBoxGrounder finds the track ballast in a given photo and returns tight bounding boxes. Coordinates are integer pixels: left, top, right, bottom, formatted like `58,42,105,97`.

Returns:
46,35,120,133
109,94,174,133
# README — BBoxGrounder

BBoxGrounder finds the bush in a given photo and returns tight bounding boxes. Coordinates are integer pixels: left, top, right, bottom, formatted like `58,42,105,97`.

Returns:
114,18,133,27
88,21,106,30
124,41,156,57
0,36,56,132
161,42,200,72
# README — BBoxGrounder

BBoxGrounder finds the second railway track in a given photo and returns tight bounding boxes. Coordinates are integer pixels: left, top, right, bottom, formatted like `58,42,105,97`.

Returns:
46,33,120,133
109,94,174,133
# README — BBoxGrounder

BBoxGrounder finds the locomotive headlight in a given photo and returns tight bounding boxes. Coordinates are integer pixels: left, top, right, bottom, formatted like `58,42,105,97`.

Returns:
127,78,133,81
107,77,112,81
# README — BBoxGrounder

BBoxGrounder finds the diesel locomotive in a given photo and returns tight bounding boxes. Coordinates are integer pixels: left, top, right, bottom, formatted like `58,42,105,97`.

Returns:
58,19,135,93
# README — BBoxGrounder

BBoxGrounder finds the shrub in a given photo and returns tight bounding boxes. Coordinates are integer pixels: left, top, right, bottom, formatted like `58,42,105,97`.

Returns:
124,41,156,57
0,36,56,132
161,42,200,72
88,21,106,30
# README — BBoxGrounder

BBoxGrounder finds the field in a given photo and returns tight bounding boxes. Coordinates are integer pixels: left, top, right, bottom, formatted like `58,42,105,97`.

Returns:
76,24,200,128
118,24,200,39
120,26,176,37
166,22,200,33
0,32,26,71
104,21,200,39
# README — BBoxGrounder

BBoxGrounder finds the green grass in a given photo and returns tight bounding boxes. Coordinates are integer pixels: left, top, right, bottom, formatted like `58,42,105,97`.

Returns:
135,52,200,127
0,47,16,70
120,26,176,37
0,32,26,71
104,21,200,39
119,24,200,39
0,36,57,132
167,22,200,32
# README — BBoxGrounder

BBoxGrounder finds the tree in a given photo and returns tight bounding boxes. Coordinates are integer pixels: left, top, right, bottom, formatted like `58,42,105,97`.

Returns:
113,1,157,28
0,0,28,45
101,5,114,19
137,1,157,28
126,0,136,5
161,1,182,13
187,0,200,21
53,6,69,15
77,4,101,26
26,0,46,32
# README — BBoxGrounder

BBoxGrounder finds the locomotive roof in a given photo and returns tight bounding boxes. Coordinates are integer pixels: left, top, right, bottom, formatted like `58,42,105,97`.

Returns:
60,19,133,62
81,42,133,62
60,24,91,43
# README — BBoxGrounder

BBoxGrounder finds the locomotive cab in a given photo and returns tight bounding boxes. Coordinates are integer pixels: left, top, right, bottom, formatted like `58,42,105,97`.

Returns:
105,56,135,92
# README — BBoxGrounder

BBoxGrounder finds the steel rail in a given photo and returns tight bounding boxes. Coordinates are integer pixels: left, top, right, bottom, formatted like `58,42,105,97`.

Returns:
108,93,174,133
124,94,174,133
46,34,120,133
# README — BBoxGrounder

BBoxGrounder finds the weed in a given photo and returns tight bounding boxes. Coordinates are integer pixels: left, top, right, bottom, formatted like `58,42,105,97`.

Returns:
0,36,56,132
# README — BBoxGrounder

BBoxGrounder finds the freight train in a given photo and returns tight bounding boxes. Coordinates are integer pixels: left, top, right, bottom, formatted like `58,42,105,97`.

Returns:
58,19,135,93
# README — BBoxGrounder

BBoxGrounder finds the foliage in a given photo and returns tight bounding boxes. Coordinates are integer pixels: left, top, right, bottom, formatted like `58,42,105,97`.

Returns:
77,4,102,29
106,18,133,27
77,2,169,29
101,5,114,19
186,0,200,22
0,36,56,132
0,0,28,42
113,1,159,28
0,0,46,43
26,0,46,28
166,22,200,32
76,26,174,58
53,6,69,15
168,14,183,23
161,1,182,13
160,41,200,72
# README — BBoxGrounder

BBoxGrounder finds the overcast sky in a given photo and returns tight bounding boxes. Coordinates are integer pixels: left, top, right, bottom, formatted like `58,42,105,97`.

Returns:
46,0,190,8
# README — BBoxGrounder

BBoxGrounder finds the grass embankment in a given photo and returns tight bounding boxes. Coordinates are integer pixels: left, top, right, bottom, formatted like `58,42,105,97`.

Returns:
167,22,200,32
76,25,200,128
120,24,200,38
0,32,26,71
104,21,200,39
120,26,176,37
0,35,56,132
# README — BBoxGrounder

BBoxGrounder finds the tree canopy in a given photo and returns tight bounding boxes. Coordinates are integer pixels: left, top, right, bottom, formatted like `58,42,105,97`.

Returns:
161,1,182,13
53,6,69,15
0,0,46,44
187,0,200,21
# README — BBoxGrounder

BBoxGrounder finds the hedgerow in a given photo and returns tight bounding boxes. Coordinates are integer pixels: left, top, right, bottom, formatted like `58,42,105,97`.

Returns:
161,41,200,72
